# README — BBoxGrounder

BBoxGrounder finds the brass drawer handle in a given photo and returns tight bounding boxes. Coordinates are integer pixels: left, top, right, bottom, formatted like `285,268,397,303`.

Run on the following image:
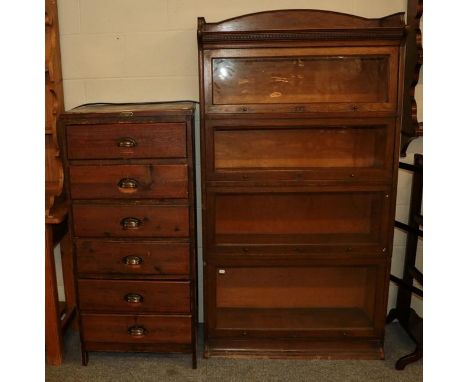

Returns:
123,255,143,265
121,217,142,230
125,293,143,304
127,325,147,337
117,137,137,148
118,178,138,190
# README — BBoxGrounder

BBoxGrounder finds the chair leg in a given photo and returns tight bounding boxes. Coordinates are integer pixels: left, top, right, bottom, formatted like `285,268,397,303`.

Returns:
45,224,64,365
396,346,423,370
386,308,398,324
60,230,78,329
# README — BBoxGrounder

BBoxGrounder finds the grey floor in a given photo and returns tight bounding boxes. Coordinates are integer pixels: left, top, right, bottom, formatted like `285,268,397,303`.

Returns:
46,323,422,382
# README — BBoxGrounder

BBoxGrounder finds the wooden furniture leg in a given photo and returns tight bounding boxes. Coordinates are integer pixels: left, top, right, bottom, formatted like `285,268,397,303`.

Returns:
60,231,78,330
45,204,77,365
45,224,63,365
396,346,423,370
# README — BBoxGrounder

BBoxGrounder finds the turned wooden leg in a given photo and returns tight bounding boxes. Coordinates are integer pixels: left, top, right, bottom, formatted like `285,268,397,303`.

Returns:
396,346,423,370
45,224,63,365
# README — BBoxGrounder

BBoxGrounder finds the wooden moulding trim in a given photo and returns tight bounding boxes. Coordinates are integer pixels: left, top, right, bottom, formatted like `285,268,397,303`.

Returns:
200,29,405,43
197,10,405,43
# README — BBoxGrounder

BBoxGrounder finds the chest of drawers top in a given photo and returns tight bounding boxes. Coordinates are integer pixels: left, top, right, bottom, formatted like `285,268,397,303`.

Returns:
62,102,194,117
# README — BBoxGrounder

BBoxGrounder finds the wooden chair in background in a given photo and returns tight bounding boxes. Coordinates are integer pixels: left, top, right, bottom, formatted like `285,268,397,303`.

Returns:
45,0,77,365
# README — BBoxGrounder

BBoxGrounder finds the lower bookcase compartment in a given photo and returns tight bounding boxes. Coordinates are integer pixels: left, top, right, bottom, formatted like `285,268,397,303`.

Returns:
204,263,388,359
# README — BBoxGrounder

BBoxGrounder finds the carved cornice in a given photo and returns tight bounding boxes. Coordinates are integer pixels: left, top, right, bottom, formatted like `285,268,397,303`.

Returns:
200,29,405,43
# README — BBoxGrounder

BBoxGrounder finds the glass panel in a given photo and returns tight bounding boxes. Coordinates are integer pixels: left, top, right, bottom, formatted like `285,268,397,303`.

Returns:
214,127,387,170
212,56,389,105
214,192,383,245
216,267,376,330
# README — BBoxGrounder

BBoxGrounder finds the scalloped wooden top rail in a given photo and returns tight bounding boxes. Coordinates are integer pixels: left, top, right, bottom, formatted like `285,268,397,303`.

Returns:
198,10,405,42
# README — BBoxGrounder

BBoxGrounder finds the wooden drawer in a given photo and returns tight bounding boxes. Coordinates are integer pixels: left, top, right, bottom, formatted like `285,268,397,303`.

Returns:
206,118,395,182
69,164,188,199
203,46,399,114
72,204,189,238
207,186,390,250
66,123,186,159
207,263,386,338
78,280,190,313
81,314,192,344
75,240,190,276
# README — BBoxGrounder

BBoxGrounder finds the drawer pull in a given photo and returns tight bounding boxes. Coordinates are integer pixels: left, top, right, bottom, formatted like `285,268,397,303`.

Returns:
118,178,138,190
121,217,142,230
117,137,137,148
123,255,143,265
127,325,147,337
125,293,143,304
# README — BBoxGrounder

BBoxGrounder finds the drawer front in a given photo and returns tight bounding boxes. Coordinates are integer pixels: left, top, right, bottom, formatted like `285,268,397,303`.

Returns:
78,280,190,313
72,204,189,238
206,118,395,182
207,187,390,250
67,123,186,159
207,264,386,338
69,164,188,199
204,46,399,114
81,314,192,344
75,240,190,276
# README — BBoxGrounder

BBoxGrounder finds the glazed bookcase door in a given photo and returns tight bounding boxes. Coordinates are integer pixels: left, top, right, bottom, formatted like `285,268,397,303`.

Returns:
205,263,387,339
203,47,399,114
206,117,396,182
205,186,391,253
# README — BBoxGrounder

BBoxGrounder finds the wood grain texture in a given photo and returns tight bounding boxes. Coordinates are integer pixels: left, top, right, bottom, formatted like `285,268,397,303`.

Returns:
67,123,187,160
72,204,189,238
45,0,65,217
75,240,190,277
78,279,190,313
199,9,404,37
69,164,188,199
81,314,192,344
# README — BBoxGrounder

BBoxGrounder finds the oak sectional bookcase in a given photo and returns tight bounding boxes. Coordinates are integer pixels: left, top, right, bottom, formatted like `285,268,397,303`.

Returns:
197,10,405,359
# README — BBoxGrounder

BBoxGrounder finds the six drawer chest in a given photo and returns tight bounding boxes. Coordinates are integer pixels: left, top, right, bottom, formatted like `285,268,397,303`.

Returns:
59,102,198,368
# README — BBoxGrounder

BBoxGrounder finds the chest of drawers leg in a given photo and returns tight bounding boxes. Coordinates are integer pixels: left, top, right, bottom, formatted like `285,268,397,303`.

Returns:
60,103,198,368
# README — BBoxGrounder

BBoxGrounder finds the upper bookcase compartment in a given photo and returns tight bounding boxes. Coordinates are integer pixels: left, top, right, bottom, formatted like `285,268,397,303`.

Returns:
198,10,405,115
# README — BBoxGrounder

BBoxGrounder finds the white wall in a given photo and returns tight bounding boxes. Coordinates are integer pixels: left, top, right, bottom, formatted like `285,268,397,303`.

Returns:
55,0,422,320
